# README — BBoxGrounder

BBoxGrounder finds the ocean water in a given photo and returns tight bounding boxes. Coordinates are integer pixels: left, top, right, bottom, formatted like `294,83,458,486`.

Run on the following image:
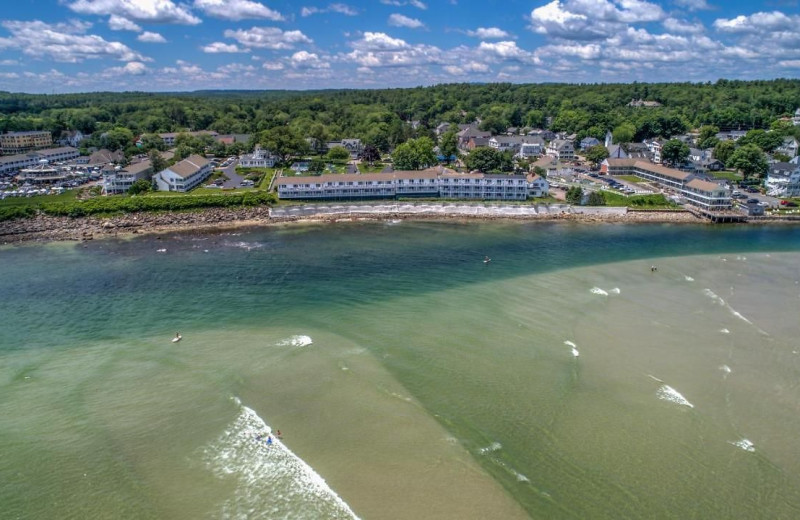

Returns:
2,221,800,519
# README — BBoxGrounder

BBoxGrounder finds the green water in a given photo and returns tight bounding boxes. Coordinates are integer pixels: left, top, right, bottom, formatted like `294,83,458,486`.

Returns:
2,221,800,519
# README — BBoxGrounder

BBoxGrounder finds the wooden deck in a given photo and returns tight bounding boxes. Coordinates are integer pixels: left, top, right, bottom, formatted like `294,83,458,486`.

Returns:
684,205,748,223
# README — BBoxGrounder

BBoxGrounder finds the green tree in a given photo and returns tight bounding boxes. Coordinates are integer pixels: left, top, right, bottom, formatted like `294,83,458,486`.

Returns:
713,140,736,165
612,122,636,144
308,157,326,173
738,129,783,153
566,186,583,205
439,129,459,164
661,139,690,166
127,178,152,195
697,125,720,149
584,144,609,167
148,149,168,174
391,137,437,170
587,191,606,206
260,127,309,163
464,147,512,172
103,127,135,151
727,144,768,179
326,146,351,163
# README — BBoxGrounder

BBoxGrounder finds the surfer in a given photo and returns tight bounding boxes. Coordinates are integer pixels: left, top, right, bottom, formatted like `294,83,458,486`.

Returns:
650,265,657,272
173,332,182,343
484,256,491,264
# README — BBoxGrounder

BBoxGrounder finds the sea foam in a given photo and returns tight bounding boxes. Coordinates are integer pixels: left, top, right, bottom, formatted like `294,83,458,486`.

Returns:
656,384,694,408
684,275,695,282
277,335,313,348
202,398,359,519
730,439,755,452
590,287,608,296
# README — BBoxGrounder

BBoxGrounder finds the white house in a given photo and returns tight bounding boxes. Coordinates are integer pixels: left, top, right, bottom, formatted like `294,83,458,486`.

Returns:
153,154,211,192
776,137,799,158
793,108,800,126
546,139,575,161
526,173,549,197
765,162,800,197
103,160,154,194
239,146,277,168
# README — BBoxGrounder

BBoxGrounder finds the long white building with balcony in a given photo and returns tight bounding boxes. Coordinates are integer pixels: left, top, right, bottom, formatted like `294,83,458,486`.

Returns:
275,169,539,201
153,154,212,192
602,158,731,210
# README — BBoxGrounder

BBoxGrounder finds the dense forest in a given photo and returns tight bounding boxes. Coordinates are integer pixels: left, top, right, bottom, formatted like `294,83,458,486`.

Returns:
1,80,799,155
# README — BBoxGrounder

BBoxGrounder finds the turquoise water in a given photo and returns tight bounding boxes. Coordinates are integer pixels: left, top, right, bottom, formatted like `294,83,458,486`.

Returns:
2,221,800,519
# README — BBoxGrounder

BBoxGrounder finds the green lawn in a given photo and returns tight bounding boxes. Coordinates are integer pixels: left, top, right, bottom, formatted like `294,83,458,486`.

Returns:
601,190,677,209
357,162,387,173
709,170,742,182
615,175,645,183
0,190,79,207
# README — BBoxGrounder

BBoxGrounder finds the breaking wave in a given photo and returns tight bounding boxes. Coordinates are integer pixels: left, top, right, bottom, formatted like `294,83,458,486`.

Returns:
656,384,694,408
590,287,608,296
202,398,359,519
730,439,755,453
277,335,313,348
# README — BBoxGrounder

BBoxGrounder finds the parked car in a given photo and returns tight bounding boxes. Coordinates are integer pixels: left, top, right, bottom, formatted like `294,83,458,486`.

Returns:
780,200,798,207
747,198,759,204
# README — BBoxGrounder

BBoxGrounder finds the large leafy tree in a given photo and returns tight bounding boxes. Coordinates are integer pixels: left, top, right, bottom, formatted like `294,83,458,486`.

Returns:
391,137,437,170
584,144,609,167
727,144,768,179
260,127,309,163
612,122,636,144
464,147,512,172
566,186,583,204
697,125,720,149
439,129,459,164
359,144,381,165
326,146,351,163
713,140,736,165
661,139,690,166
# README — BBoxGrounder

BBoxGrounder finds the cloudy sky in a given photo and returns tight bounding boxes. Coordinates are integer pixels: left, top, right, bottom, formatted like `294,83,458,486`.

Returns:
0,0,798,93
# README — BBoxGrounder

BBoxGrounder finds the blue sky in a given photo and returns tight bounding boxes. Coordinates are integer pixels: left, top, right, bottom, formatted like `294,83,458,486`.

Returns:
0,0,798,93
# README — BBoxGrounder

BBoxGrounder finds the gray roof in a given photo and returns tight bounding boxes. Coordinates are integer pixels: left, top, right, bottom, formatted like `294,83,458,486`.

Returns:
168,154,210,178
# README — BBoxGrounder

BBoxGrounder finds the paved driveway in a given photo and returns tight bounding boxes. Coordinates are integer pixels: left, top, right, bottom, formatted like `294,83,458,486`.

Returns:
220,159,243,188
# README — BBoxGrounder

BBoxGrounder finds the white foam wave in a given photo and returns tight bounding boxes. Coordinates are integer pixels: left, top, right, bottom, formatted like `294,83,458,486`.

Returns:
684,275,695,282
571,347,579,358
156,248,166,253
277,335,313,348
730,439,755,452
719,364,732,376
719,328,730,334
609,287,621,294
226,241,264,251
479,442,502,454
590,287,608,296
703,289,725,306
728,308,752,325
563,340,576,348
656,384,694,408
202,399,359,519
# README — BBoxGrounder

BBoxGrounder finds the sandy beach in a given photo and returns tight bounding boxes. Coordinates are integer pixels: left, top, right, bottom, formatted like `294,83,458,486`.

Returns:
0,203,706,244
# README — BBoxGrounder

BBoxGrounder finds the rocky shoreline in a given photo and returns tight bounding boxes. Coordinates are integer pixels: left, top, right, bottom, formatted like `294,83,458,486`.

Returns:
0,205,705,245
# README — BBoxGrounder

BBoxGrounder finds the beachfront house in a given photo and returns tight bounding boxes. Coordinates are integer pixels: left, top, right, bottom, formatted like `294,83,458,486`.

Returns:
153,154,211,192
602,158,731,210
239,145,277,168
526,173,549,198
765,162,800,197
103,160,154,194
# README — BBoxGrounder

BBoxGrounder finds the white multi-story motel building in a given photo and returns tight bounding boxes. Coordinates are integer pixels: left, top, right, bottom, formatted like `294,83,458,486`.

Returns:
602,158,732,210
275,169,537,201
0,147,80,176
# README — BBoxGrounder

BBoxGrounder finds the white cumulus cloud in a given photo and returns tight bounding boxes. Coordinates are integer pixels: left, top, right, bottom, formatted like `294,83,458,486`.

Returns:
467,27,511,39
388,13,424,29
301,3,357,16
108,14,141,31
67,0,201,25
137,31,166,43
290,51,330,69
202,42,248,53
713,11,798,33
0,19,148,63
193,0,284,21
224,27,312,49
